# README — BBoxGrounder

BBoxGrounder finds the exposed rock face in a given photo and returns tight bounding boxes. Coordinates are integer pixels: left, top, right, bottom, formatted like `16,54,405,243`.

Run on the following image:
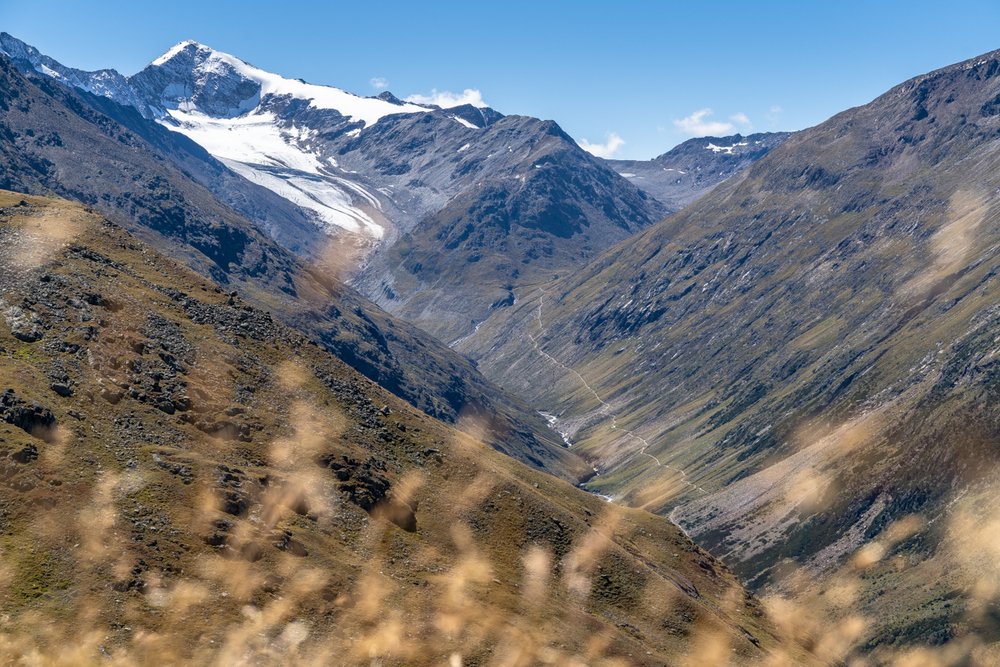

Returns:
0,390,55,440
4,305,42,342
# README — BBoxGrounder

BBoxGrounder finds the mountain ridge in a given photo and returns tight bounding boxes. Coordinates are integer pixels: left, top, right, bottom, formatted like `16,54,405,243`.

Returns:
2,33,788,346
604,131,791,211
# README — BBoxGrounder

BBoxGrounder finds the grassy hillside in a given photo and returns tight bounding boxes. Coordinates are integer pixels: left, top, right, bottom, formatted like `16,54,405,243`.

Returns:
461,47,1000,653
0,191,787,665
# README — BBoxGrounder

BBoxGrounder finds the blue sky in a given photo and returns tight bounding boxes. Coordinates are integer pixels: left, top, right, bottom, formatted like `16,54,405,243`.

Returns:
3,0,1000,159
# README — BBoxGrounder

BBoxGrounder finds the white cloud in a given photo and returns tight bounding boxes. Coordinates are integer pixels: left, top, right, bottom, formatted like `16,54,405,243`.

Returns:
577,132,625,159
730,112,753,129
674,108,735,136
370,77,389,90
404,88,488,108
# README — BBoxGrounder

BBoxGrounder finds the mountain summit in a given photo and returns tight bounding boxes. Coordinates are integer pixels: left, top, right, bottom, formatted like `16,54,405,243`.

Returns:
134,39,429,123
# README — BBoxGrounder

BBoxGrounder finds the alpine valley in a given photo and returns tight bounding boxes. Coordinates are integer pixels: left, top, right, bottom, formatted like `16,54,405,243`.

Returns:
1,25,999,666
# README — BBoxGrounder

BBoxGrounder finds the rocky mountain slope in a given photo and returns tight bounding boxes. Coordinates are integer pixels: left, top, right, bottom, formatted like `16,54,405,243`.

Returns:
1,34,667,344
0,50,581,479
0,190,785,665
0,32,325,258
460,47,1000,650
604,132,790,212
353,116,663,342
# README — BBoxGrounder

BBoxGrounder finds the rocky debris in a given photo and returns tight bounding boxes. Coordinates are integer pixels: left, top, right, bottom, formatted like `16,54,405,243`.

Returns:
99,385,124,405
273,529,308,557
204,519,232,547
319,453,416,532
421,447,442,464
3,304,42,342
65,245,127,272
0,389,55,441
121,313,195,413
10,443,37,464
49,382,72,397
215,465,262,517
47,362,73,397
179,414,252,442
170,288,283,344
313,369,386,432
152,452,193,484
319,454,390,512
124,500,183,560
82,291,122,313
111,560,148,593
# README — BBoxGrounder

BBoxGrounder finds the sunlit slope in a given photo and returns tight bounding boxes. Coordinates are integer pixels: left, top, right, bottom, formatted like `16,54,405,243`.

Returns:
0,191,782,665
461,47,1000,648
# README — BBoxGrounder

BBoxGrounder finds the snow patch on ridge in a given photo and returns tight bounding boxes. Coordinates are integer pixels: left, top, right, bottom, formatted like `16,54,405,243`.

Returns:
705,140,748,155
451,116,480,130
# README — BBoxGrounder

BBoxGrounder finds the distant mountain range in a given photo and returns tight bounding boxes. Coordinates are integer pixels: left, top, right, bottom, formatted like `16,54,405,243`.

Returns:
606,131,791,210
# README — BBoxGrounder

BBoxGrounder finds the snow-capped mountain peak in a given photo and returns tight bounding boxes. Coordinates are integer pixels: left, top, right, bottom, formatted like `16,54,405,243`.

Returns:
0,33,505,243
118,40,453,239
150,39,203,66
140,40,427,125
